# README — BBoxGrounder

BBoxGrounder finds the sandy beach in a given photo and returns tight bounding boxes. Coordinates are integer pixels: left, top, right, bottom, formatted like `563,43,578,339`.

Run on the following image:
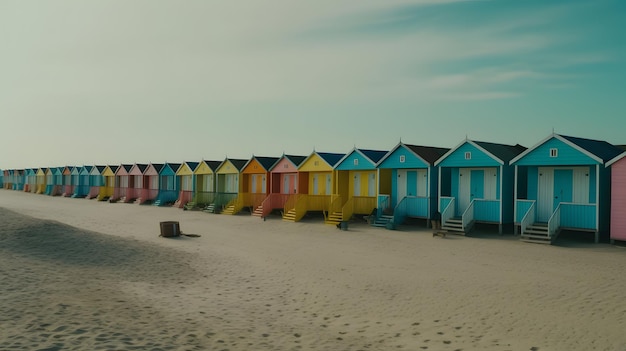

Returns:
1,189,625,351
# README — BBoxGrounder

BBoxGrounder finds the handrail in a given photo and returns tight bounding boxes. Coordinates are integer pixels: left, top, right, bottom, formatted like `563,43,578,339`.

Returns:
520,201,536,235
548,204,561,239
393,196,408,226
284,194,299,213
441,197,455,227
377,195,390,218
296,195,309,221
329,195,343,215
462,199,475,232
341,197,355,221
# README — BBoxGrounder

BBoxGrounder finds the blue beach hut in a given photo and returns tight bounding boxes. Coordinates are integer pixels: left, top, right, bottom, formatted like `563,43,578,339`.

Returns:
376,142,450,229
435,139,526,234
511,134,622,244
154,162,181,206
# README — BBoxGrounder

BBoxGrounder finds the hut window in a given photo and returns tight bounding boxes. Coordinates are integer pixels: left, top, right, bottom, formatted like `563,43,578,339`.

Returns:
314,161,319,166
353,159,359,166
464,152,471,160
550,148,558,157
284,164,289,169
399,155,406,163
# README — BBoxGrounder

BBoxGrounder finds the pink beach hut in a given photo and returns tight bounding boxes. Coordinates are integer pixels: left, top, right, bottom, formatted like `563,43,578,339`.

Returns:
607,150,626,243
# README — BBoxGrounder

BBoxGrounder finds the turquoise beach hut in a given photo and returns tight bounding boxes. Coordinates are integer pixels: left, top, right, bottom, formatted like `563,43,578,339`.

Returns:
154,162,181,206
435,139,527,234
511,134,622,244
376,142,450,228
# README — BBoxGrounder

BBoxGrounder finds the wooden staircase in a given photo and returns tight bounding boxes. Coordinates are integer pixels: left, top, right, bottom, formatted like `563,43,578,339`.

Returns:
221,204,237,215
325,211,343,225
203,203,217,213
441,217,467,235
252,205,263,217
520,223,553,244
184,201,197,210
283,208,297,222
371,214,393,228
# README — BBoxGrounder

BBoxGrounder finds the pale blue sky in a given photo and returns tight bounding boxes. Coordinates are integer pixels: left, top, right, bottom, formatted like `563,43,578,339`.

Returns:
1,0,625,169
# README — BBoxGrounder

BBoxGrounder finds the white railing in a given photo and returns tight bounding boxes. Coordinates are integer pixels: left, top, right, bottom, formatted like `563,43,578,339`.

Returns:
548,204,561,239
441,197,455,227
520,201,536,235
462,200,475,231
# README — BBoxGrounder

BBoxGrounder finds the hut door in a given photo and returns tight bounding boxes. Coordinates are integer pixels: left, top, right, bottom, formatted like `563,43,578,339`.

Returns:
368,173,376,196
483,168,497,200
537,168,554,222
553,169,573,210
458,169,471,216
325,174,332,195
470,169,484,201
283,174,295,194
353,173,361,196
417,170,427,197
407,171,417,197
312,174,319,194
397,170,407,206
572,167,590,204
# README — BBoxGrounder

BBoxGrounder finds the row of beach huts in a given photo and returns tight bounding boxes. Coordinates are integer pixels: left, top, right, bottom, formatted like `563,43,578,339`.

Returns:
2,133,626,245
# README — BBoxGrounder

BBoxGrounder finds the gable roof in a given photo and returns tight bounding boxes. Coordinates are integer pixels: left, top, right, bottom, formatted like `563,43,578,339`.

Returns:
251,156,280,171
560,135,623,163
95,165,107,173
511,134,622,165
284,155,307,167
316,152,345,167
185,161,199,171
402,143,451,165
360,149,388,164
204,160,222,171
224,158,248,171
473,141,527,163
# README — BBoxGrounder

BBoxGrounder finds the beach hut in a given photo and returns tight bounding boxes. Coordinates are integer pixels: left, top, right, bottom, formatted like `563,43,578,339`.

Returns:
24,168,37,193
44,168,55,195
49,167,63,196
328,148,390,225
126,163,148,203
607,150,626,244
282,151,345,222
186,160,222,210
13,169,25,191
61,166,75,196
111,164,133,202
435,139,526,235
86,166,106,199
207,158,247,213
376,142,450,229
97,165,118,201
72,166,93,198
153,162,180,206
222,156,279,215
135,163,162,204
254,154,308,218
2,170,10,189
35,168,47,194
512,134,622,244
174,161,199,208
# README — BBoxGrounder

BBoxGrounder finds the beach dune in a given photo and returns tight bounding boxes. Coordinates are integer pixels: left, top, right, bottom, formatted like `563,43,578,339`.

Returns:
1,189,625,351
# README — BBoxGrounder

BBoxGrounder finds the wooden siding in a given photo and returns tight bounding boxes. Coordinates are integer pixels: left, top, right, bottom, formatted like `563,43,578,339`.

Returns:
611,158,626,240
474,200,501,222
216,160,242,174
438,142,502,168
308,172,333,195
335,150,377,171
377,145,429,169
513,138,599,166
176,164,194,176
560,203,596,230
515,200,535,223
299,153,333,172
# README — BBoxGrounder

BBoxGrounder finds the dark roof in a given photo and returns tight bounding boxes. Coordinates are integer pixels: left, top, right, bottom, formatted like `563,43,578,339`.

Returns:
83,166,93,172
135,163,148,173
205,160,222,171
108,165,119,173
150,163,164,172
474,141,527,163
185,161,199,171
95,165,107,173
122,164,133,172
359,149,388,164
284,155,307,167
254,156,280,171
617,145,626,152
560,135,624,162
166,163,181,172
227,159,248,170
317,152,345,167
404,144,450,165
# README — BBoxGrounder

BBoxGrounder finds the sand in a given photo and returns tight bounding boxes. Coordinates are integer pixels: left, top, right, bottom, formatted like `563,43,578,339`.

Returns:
1,189,625,351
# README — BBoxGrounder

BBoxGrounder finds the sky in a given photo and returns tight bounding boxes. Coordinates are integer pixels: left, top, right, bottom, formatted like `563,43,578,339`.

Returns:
1,0,625,169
